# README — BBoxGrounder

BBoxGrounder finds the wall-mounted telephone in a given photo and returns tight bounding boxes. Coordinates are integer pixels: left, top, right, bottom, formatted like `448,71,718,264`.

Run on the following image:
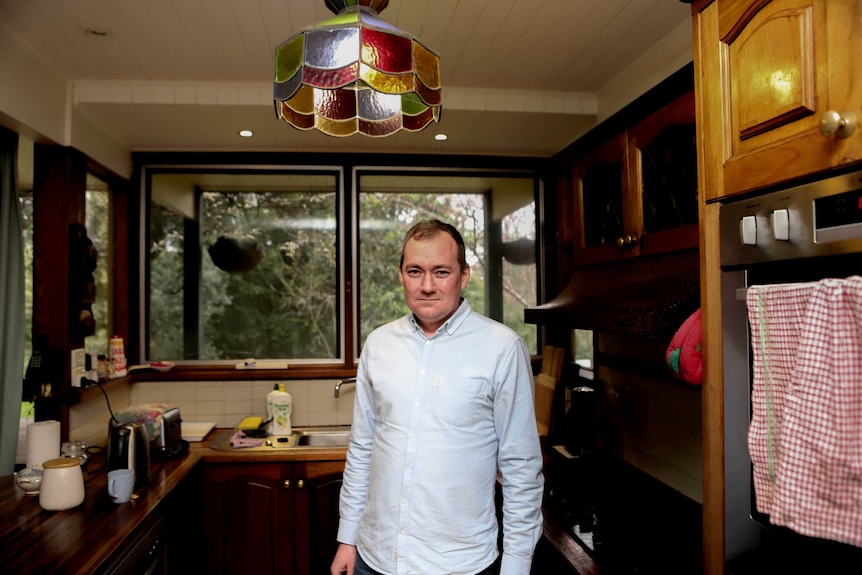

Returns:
23,335,60,400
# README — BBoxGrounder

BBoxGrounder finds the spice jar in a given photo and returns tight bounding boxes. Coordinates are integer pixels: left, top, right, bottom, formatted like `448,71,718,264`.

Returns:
97,354,107,380
61,440,88,480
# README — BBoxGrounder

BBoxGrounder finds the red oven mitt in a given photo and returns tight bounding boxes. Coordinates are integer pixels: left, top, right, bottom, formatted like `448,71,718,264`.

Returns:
666,308,703,385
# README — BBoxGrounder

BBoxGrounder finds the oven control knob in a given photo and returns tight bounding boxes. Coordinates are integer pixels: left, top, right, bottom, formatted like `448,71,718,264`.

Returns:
740,215,757,245
772,209,790,241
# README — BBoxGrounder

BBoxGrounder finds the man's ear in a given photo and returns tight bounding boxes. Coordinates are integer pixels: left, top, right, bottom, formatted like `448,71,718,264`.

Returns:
460,265,470,289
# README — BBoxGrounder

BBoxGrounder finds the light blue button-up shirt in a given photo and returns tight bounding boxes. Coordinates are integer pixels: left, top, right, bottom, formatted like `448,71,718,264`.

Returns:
337,300,544,575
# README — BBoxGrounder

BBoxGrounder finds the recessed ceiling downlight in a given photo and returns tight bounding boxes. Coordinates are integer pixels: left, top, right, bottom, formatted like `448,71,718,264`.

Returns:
239,130,253,138
435,134,448,141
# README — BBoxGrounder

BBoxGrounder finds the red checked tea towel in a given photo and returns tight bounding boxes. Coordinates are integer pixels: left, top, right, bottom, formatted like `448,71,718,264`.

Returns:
747,281,816,516
747,277,862,548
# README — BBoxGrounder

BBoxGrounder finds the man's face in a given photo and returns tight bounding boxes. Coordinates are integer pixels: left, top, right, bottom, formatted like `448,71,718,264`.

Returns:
399,232,470,335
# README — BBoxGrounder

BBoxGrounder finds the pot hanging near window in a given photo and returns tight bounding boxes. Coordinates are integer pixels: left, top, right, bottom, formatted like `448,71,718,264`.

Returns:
208,236,264,273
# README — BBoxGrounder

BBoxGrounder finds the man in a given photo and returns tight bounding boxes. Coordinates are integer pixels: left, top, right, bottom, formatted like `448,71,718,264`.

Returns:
331,220,544,575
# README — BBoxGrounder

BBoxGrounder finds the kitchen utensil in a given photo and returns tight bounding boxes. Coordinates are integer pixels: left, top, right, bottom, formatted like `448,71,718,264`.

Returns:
14,467,43,495
39,457,85,510
107,469,135,503
107,420,150,488
157,407,188,459
126,361,175,373
180,421,216,442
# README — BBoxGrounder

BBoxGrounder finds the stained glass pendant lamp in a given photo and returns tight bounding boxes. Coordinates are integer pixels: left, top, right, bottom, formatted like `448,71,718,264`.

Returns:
274,0,442,137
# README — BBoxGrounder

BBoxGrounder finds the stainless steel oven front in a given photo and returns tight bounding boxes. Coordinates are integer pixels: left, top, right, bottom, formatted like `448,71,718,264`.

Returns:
719,169,862,570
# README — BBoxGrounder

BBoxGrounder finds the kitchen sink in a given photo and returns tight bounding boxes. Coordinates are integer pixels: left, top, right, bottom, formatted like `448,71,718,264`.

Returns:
296,428,352,447
209,425,352,451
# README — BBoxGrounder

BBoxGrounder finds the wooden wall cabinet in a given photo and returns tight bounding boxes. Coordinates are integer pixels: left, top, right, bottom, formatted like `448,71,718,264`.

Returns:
203,460,344,575
573,90,699,267
702,0,862,199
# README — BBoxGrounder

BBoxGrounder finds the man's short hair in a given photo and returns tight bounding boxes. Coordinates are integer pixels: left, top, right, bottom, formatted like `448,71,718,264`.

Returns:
400,219,468,271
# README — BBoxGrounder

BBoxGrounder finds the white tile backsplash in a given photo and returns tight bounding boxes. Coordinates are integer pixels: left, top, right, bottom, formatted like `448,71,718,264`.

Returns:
125,379,350,431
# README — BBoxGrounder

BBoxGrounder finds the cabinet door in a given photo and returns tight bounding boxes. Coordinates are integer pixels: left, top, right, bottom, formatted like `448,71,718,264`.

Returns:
574,133,632,265
293,461,345,575
629,90,700,256
713,0,862,197
203,463,296,575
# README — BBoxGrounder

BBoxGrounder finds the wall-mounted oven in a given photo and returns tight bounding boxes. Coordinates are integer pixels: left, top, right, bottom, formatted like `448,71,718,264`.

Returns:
719,169,862,572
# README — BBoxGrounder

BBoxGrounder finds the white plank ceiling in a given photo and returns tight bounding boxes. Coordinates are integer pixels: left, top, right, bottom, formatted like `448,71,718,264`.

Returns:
0,0,693,157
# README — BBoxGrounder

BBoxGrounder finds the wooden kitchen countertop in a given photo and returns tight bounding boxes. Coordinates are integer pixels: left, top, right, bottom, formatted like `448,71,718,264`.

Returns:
0,429,347,575
0,429,596,575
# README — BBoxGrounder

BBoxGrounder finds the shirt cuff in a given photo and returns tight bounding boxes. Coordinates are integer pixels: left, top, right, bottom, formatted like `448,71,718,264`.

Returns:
499,554,534,575
336,518,359,546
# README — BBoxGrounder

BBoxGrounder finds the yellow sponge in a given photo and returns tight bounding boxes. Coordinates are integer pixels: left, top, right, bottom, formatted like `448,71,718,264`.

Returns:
238,416,262,431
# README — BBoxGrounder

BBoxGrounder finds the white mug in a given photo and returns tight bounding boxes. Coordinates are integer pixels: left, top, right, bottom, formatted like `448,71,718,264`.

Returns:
107,469,135,504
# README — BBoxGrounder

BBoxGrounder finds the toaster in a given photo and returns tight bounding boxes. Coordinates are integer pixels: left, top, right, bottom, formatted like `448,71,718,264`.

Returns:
156,407,188,460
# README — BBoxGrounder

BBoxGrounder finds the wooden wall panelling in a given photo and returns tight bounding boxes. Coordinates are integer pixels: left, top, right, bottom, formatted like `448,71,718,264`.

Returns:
32,145,87,431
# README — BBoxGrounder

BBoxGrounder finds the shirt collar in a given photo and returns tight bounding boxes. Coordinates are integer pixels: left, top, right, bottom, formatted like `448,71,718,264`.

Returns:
408,298,471,337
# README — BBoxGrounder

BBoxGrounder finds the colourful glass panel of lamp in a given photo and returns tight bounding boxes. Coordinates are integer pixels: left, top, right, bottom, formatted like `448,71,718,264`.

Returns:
273,0,440,136
360,28,413,73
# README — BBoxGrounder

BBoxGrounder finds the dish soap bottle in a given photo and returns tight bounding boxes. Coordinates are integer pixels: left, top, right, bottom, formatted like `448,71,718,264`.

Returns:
265,384,280,435
269,383,292,436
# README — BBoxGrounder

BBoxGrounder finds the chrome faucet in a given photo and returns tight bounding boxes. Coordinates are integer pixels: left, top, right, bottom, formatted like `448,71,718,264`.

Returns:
334,378,356,398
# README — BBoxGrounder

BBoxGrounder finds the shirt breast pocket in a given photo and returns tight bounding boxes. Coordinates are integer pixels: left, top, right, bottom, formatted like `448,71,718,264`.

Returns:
437,377,488,428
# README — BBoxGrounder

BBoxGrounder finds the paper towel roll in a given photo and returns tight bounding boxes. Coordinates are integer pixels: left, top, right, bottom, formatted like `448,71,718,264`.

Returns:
26,420,61,469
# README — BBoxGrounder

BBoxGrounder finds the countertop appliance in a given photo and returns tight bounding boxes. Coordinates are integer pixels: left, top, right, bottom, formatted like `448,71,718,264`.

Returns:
155,407,188,460
107,420,150,488
719,168,862,571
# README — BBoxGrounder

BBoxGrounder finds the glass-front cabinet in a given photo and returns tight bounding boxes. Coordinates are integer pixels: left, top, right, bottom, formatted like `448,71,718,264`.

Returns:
573,90,699,266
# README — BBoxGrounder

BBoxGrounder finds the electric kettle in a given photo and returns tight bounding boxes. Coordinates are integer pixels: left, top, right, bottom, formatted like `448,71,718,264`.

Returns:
107,420,150,488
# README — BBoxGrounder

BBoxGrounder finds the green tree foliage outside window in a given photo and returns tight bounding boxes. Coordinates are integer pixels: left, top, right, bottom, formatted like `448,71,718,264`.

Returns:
147,169,539,362
149,184,338,361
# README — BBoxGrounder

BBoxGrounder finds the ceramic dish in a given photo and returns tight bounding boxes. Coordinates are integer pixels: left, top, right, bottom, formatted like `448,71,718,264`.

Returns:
14,467,43,495
150,361,175,372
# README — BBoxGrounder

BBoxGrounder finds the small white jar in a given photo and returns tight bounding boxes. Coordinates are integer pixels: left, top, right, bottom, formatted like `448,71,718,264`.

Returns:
39,457,85,511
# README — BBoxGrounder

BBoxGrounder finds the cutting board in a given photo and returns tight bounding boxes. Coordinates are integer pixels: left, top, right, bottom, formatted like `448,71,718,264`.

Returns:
535,373,557,437
182,421,216,442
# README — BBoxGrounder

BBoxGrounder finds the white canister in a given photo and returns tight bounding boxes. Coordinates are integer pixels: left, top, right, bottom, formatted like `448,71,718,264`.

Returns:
39,457,85,511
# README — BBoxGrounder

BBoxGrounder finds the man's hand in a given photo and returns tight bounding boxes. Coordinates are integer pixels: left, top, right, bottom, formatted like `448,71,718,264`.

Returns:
331,543,358,575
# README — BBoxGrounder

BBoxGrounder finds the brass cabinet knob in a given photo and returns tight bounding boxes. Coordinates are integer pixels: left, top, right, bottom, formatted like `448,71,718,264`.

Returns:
820,110,858,138
616,234,639,247
297,479,305,489
283,479,290,488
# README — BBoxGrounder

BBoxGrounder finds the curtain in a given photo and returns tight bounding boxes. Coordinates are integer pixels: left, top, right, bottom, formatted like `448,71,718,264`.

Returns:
0,126,24,475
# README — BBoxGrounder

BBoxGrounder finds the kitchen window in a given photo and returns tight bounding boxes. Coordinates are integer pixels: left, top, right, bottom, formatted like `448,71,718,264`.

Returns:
85,174,112,357
356,171,538,355
146,169,340,362
143,165,540,365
